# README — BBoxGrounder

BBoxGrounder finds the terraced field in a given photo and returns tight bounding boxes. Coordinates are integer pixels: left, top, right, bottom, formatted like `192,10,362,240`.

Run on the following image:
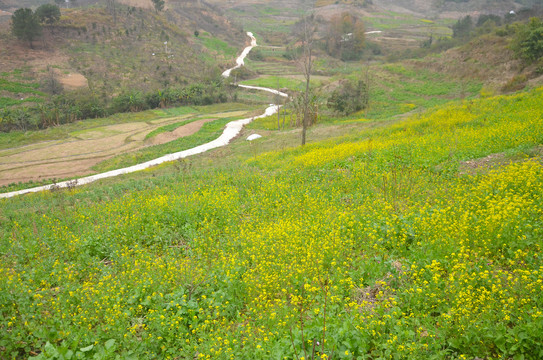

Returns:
0,104,258,189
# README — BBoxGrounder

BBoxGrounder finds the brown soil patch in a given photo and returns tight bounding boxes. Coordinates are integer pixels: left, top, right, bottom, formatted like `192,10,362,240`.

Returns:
459,147,543,176
147,119,214,146
3,157,110,185
57,71,88,90
459,152,508,175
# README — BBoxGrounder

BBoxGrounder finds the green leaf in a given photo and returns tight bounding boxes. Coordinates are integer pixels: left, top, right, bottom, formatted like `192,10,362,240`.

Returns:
105,339,116,351
495,335,506,352
80,344,94,352
45,341,59,356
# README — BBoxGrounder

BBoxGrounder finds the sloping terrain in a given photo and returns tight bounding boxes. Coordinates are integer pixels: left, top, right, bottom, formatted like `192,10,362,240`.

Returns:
407,31,543,92
1,83,542,359
206,0,308,43
1,2,543,357
0,1,244,108
369,0,533,18
0,0,101,11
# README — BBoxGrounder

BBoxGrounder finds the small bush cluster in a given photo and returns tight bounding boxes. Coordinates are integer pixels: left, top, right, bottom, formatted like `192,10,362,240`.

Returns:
0,80,231,133
327,79,369,115
512,17,543,63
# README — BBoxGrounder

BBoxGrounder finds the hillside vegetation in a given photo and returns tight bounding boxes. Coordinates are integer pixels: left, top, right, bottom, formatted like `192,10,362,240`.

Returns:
1,1,543,358
1,85,542,359
0,1,244,110
369,0,539,17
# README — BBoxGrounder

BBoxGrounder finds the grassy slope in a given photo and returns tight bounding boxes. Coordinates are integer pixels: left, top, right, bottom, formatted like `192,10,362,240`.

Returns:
1,86,542,359
58,5,238,93
0,67,46,109
360,0,532,18
0,3,244,108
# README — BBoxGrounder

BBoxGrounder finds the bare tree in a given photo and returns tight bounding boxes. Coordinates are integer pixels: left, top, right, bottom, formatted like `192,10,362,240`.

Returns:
299,14,316,146
43,66,63,95
106,0,116,24
275,78,283,131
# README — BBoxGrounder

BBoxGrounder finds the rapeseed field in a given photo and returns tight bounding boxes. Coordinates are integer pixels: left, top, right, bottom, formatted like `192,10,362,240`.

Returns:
1,88,542,359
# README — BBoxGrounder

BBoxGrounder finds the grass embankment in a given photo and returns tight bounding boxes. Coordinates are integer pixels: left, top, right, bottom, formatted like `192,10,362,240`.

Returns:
240,76,303,90
0,71,46,107
1,87,543,359
366,63,482,119
197,32,239,65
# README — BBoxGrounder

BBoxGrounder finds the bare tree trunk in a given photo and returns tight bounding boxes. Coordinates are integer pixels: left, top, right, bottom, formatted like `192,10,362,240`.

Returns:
276,79,281,131
301,15,313,146
107,0,116,24
282,102,286,130
290,109,293,127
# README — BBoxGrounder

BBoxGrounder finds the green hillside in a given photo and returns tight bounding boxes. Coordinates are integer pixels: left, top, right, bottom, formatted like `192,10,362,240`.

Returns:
1,86,542,359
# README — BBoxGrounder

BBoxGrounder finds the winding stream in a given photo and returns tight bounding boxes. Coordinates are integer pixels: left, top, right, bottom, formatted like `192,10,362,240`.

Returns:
0,32,282,199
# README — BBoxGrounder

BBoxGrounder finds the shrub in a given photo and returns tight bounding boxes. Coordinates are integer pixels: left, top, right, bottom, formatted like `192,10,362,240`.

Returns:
35,4,61,25
327,79,368,115
283,45,302,60
512,17,543,62
477,14,502,27
501,74,528,93
229,66,255,81
110,91,147,113
248,48,264,61
452,15,473,39
0,80,230,133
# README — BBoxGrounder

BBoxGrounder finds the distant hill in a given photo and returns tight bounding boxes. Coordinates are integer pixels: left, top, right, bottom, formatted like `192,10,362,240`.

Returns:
0,0,101,10
0,1,245,108
371,0,539,18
